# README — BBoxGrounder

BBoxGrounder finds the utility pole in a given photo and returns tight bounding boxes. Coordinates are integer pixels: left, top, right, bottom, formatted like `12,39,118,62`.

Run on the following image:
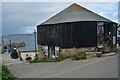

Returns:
33,30,38,59
10,40,12,48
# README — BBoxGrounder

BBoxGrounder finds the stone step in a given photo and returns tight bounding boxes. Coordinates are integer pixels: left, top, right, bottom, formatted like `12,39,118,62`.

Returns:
85,52,102,59
102,47,111,53
102,52,116,57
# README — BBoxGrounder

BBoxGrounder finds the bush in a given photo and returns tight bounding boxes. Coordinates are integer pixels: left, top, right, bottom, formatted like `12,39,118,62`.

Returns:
30,53,70,63
96,53,102,57
72,54,80,60
30,58,64,63
59,53,70,59
72,53,86,60
1,65,16,80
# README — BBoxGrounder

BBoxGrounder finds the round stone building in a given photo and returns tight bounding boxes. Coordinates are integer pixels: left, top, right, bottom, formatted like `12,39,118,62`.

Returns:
37,3,117,58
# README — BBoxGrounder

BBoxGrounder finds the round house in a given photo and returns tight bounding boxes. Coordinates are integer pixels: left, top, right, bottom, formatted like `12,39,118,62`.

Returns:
37,3,117,58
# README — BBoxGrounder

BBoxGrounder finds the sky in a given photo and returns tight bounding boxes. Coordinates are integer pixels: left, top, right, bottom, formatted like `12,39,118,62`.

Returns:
2,2,119,35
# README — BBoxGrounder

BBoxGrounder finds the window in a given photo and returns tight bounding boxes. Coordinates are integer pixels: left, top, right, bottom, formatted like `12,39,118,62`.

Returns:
97,22,104,35
97,22,104,45
118,30,120,35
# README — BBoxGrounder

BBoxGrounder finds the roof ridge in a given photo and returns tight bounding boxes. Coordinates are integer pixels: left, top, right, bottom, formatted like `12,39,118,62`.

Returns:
70,3,90,11
40,3,112,25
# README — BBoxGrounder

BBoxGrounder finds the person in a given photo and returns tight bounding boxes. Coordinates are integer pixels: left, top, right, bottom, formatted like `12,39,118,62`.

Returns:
104,33,111,46
16,48,23,61
117,42,119,50
11,48,18,59
16,48,20,58
8,47,11,56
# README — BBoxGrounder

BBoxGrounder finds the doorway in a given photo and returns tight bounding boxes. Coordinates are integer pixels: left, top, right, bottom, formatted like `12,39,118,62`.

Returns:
97,22,104,46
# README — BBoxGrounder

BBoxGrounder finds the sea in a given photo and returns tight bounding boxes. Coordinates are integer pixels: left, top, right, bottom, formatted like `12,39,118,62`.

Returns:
2,34,38,51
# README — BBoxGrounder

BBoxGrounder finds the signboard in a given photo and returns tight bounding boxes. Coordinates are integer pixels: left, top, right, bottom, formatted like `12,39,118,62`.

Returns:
45,46,48,56
55,47,59,58
113,36,116,45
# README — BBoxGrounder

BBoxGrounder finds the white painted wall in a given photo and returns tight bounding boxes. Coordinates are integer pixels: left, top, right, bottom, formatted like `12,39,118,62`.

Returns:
21,52,37,60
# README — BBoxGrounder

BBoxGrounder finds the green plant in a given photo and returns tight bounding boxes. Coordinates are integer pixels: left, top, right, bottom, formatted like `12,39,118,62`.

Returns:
72,53,86,60
0,65,2,80
72,54,80,60
96,53,102,57
30,58,64,63
59,53,70,59
111,47,117,52
80,54,86,60
1,65,16,80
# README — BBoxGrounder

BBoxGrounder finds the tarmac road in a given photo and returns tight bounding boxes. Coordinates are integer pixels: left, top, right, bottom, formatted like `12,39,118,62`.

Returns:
7,53,118,78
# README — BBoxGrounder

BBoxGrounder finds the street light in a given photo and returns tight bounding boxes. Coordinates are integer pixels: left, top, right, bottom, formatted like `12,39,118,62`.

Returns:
33,29,38,59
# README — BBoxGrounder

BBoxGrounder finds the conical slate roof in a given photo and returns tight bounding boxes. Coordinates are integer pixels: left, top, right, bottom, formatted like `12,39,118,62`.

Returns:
41,3,112,25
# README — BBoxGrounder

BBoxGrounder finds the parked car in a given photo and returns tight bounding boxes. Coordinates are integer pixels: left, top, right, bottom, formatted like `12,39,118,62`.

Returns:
2,46,7,53
117,37,120,46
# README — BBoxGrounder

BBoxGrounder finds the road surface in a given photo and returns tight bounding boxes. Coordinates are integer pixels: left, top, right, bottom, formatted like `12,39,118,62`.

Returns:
7,53,118,78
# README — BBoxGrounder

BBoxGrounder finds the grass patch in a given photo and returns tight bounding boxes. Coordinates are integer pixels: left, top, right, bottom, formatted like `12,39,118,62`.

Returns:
59,53,70,59
30,58,64,63
72,53,87,60
1,65,16,80
96,53,102,57
31,53,70,63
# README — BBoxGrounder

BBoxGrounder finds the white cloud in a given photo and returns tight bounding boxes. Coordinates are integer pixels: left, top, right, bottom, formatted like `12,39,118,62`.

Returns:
112,12,118,23
79,2,118,23
99,12,107,17
2,2,118,35
113,12,118,18
98,11,118,23
1,0,119,2
25,26,36,34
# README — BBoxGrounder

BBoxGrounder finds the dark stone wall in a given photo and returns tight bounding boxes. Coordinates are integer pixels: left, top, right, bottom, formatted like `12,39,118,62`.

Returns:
37,21,117,48
72,22,97,48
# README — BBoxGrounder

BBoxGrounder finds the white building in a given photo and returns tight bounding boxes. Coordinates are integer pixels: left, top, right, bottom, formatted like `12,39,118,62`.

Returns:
117,27,120,46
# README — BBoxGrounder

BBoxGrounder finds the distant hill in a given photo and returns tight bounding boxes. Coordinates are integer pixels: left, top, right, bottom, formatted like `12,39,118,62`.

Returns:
8,33,34,36
2,33,37,51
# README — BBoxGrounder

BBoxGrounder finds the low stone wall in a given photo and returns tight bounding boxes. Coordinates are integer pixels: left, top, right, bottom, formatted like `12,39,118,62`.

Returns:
85,52,102,59
60,47,95,56
37,45,45,57
60,47,104,59
21,52,38,60
37,45,99,59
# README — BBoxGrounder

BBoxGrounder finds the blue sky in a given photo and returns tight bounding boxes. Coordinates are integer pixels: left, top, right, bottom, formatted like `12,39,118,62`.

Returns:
2,2,118,35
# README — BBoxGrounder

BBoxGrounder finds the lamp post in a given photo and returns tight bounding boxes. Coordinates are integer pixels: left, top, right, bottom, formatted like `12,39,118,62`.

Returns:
9,40,12,49
33,30,38,59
